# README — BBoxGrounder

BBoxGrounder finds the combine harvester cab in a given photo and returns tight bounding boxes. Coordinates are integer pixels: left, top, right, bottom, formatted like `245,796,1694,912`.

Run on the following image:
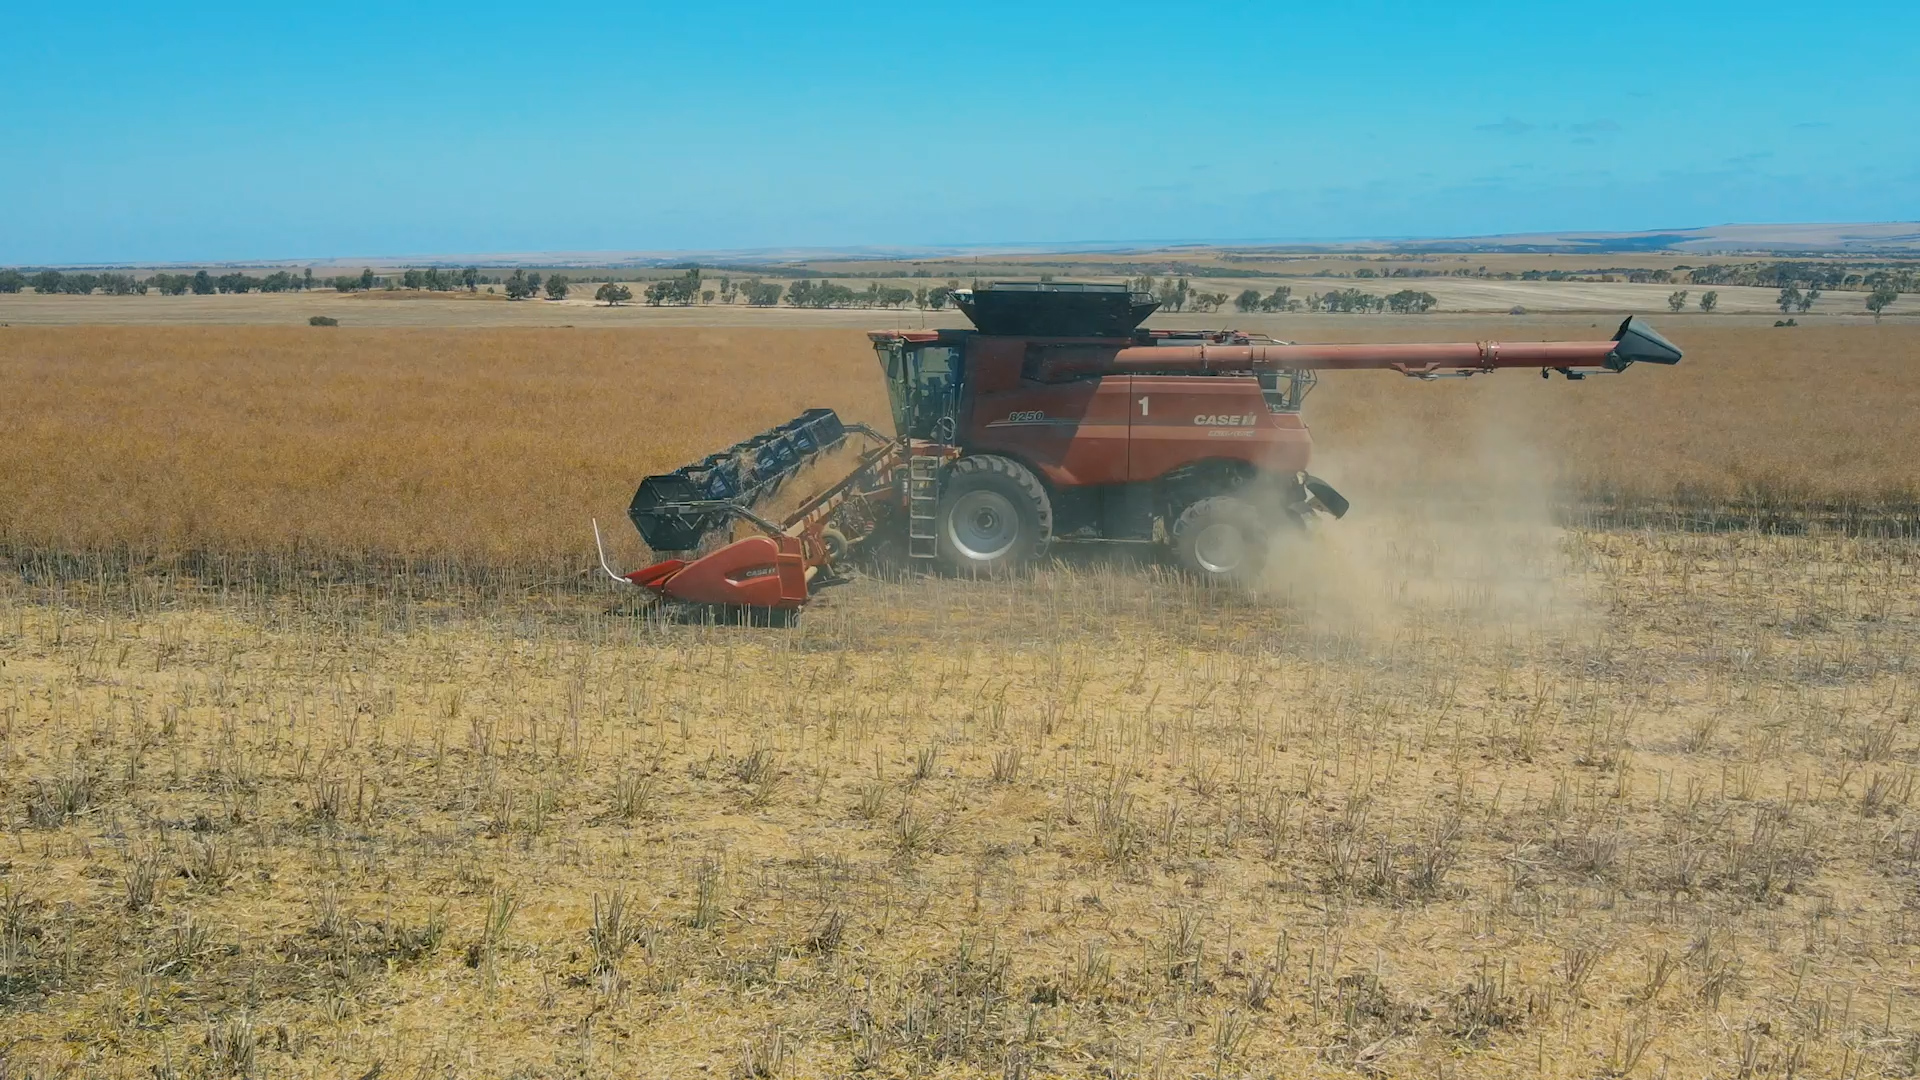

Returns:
599,284,1680,619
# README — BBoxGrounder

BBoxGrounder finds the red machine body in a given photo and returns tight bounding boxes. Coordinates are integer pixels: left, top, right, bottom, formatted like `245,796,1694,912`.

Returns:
617,534,808,608
891,331,1627,494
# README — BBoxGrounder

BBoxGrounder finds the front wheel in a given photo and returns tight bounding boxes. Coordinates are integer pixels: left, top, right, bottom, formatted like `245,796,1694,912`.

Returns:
818,526,850,565
936,456,1052,575
1170,496,1272,585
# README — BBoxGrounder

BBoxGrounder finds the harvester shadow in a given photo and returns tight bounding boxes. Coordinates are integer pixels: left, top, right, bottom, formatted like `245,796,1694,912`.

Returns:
853,539,1165,579
600,545,1179,629
601,569,863,627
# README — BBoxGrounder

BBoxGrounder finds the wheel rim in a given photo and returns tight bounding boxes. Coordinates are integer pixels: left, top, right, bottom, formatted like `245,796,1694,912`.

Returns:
1191,522,1248,574
947,490,1021,561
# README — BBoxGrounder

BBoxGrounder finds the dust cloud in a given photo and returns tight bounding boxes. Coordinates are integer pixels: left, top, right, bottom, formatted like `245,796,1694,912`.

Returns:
1260,371,1586,637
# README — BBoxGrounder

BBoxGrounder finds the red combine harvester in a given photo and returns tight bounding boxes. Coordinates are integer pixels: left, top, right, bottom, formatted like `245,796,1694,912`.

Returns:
597,282,1681,613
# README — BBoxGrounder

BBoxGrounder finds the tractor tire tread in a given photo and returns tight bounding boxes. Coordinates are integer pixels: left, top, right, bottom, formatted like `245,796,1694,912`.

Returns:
1170,495,1270,584
937,455,1052,573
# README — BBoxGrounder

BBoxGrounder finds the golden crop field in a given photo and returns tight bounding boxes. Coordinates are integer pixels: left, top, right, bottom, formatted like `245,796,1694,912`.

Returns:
2,322,1917,569
2,320,1918,1080
0,327,894,569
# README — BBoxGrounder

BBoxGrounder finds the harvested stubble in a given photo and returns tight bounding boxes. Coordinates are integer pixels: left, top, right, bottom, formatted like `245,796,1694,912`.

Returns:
2,512,1918,1078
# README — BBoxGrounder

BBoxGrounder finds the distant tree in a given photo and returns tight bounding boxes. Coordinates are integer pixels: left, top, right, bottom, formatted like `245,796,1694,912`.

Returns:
463,266,479,292
595,282,633,306
1318,287,1384,313
1155,276,1192,312
545,274,570,300
1259,286,1292,312
303,267,315,291
1385,289,1437,313
914,286,929,310
926,285,951,310
1234,288,1262,313
261,271,295,293
1798,286,1819,314
719,276,736,304
402,269,425,290
1667,289,1688,313
740,279,783,306
1776,284,1801,315
32,270,64,294
1867,283,1898,321
527,273,543,296
640,267,705,305
0,269,25,293
701,289,715,304
505,269,534,300
359,267,375,291
1698,290,1718,313
309,315,339,326
787,279,856,308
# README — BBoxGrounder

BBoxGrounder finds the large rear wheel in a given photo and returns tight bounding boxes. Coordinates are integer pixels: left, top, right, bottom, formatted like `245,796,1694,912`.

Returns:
1170,496,1272,585
936,456,1052,575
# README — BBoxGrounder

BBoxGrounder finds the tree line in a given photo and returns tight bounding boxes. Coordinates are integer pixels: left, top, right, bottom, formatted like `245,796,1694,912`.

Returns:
7,260,1902,319
1225,283,1437,314
1682,260,1916,292
616,267,966,310
0,266,555,295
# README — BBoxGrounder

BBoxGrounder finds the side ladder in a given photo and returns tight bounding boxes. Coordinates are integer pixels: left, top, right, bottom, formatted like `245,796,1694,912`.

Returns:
907,455,940,559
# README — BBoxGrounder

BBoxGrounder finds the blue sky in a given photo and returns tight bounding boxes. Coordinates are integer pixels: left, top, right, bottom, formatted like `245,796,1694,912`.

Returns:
4,1,1916,264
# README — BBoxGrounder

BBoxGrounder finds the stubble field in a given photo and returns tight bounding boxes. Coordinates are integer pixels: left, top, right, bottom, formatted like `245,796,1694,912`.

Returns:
2,318,1918,1079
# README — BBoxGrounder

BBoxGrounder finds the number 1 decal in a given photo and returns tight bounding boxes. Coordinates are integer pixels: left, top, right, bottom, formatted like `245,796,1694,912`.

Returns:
1137,396,1150,417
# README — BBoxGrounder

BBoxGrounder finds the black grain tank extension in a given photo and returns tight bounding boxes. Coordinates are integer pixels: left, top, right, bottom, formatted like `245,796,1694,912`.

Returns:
953,281,1160,337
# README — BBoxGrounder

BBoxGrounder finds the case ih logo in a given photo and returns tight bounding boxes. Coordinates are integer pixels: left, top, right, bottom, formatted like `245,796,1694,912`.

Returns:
1193,414,1259,426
